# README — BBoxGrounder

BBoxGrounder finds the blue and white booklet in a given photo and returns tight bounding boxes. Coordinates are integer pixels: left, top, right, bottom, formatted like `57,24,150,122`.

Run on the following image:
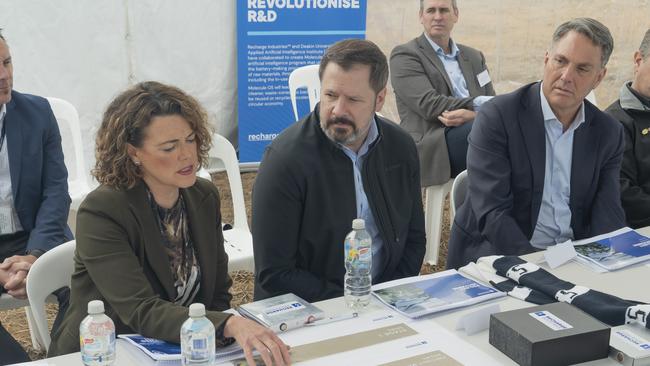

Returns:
372,270,505,318
118,334,244,365
573,227,650,271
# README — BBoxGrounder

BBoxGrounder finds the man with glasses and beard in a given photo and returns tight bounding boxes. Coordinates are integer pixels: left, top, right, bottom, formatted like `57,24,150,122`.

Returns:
252,39,426,302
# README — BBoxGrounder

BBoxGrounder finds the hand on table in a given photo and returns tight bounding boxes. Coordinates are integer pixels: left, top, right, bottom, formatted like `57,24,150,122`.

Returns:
438,109,476,127
224,315,291,365
0,255,37,299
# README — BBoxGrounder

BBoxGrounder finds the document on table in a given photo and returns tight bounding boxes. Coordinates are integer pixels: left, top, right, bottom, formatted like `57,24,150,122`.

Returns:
224,309,502,366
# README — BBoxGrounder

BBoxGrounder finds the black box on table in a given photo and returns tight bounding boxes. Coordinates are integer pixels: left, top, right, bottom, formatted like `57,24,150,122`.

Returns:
489,302,610,366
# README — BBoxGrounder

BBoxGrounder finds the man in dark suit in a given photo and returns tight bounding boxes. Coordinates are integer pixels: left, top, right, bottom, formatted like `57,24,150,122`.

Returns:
0,29,71,364
390,0,495,186
606,29,650,229
447,18,625,269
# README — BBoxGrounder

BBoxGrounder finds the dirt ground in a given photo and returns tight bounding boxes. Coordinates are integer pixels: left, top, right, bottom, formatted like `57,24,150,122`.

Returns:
0,171,450,360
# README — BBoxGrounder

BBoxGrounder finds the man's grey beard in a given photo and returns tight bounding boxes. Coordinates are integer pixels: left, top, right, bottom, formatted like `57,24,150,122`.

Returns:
320,116,371,147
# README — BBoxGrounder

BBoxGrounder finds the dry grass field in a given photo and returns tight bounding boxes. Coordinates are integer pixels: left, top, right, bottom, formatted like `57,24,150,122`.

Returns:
0,171,450,360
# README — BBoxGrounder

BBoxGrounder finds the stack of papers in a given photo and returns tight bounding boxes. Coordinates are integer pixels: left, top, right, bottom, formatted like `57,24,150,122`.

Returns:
372,269,505,318
118,334,243,365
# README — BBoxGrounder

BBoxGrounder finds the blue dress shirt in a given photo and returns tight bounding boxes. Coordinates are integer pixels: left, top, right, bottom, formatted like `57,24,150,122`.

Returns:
424,35,492,110
338,118,383,278
530,84,586,248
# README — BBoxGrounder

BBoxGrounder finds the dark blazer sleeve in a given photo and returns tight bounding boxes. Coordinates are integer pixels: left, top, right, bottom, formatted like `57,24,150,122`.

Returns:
252,146,342,301
207,183,233,312
75,190,230,344
390,139,426,278
26,97,71,252
617,113,650,227
465,102,534,254
390,43,474,122
587,119,626,234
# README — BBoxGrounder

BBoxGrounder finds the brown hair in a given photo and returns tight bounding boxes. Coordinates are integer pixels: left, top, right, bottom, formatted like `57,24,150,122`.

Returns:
93,81,212,189
318,39,388,94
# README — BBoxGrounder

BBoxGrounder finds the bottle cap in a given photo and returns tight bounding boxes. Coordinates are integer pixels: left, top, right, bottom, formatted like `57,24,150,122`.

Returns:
189,303,206,317
87,300,105,315
352,218,365,230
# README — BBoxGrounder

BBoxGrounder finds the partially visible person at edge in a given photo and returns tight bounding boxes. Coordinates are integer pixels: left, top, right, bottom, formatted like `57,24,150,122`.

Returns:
447,18,625,268
252,39,426,302
48,81,290,366
0,28,72,365
606,29,650,229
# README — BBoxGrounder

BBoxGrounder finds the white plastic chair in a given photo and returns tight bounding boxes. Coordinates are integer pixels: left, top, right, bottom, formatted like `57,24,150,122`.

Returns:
423,179,453,266
26,240,75,350
210,133,254,272
0,293,40,349
46,97,93,232
288,64,321,121
450,170,468,222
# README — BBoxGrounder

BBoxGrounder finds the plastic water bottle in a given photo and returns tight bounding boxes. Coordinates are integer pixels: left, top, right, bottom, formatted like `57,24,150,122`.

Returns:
344,218,372,310
181,303,215,366
79,300,116,366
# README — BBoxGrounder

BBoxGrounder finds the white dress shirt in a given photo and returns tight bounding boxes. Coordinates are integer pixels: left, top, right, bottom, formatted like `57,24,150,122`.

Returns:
0,103,23,234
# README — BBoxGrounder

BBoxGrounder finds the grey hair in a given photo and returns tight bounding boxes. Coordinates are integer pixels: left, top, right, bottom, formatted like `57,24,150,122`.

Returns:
640,29,650,60
420,0,458,12
0,28,4,42
551,18,614,67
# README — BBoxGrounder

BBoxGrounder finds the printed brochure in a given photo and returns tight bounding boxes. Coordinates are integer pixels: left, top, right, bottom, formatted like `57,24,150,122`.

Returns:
238,293,324,332
573,227,650,271
372,270,505,318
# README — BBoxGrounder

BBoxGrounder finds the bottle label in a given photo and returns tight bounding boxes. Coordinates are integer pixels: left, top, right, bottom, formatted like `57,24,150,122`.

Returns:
345,240,371,263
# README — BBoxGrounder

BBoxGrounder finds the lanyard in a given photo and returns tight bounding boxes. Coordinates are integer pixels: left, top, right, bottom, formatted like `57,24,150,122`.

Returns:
0,118,5,152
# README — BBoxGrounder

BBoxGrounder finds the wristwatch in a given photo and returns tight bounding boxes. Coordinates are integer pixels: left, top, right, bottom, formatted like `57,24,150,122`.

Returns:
25,249,45,258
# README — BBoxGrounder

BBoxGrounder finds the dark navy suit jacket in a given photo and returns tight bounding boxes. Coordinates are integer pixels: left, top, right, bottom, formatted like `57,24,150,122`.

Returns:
4,90,72,252
447,82,625,269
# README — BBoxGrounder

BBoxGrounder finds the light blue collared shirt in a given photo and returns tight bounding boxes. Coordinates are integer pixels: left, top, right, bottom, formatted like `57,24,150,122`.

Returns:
338,118,383,278
529,84,586,248
424,35,492,110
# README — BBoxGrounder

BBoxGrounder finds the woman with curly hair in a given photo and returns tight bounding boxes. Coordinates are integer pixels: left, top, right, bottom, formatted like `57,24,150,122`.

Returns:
48,81,290,366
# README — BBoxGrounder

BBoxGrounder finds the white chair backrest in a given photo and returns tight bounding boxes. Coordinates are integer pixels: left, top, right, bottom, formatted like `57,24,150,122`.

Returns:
26,240,76,349
450,170,468,220
46,97,90,192
288,64,321,121
210,133,249,232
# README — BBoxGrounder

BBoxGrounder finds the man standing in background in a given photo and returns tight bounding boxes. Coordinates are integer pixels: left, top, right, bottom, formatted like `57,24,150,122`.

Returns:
390,0,495,187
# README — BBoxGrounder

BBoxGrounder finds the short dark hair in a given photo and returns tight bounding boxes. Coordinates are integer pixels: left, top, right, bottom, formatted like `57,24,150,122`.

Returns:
640,29,650,60
551,18,614,67
318,39,388,94
420,0,458,12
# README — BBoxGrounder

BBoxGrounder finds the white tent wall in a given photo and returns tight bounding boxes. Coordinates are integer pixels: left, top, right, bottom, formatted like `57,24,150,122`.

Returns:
0,0,237,176
2,1,650,178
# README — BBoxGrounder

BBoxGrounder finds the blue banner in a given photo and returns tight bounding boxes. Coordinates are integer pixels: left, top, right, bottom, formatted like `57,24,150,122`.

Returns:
237,0,368,163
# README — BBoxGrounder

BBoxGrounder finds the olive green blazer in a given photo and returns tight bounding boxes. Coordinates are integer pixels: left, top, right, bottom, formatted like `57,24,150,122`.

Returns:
48,178,232,356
